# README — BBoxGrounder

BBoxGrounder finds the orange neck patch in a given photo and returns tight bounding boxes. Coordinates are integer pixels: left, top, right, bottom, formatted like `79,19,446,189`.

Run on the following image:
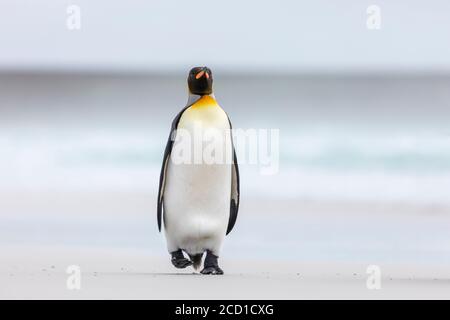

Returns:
191,95,217,108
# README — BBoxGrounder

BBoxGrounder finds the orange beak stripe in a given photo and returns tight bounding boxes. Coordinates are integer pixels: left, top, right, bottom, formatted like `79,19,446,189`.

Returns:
195,71,205,79
205,72,210,79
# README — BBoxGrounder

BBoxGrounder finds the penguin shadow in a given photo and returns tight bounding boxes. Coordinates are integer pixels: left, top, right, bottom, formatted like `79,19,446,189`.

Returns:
97,271,203,277
149,272,203,276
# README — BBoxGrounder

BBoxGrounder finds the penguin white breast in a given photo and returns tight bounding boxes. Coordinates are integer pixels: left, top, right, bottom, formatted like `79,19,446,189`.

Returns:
163,96,232,254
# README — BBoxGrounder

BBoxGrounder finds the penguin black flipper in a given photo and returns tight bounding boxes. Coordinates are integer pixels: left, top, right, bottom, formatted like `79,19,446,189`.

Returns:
157,105,190,232
226,116,240,235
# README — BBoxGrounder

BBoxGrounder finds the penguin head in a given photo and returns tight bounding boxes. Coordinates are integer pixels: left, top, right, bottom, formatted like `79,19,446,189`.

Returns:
188,66,213,95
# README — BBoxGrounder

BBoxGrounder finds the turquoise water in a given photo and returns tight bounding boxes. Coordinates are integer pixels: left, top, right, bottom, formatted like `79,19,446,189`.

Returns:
1,73,450,205
2,126,450,207
3,127,450,173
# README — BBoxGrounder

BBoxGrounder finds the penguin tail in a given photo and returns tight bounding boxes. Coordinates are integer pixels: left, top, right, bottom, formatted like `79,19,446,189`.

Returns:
188,253,203,270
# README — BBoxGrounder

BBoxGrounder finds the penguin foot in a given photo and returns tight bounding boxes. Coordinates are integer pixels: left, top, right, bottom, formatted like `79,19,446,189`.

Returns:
200,250,224,275
172,258,193,269
200,266,224,275
171,249,193,269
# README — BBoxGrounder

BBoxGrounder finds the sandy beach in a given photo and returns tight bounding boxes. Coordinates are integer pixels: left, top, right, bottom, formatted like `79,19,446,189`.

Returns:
2,245,450,300
1,191,450,300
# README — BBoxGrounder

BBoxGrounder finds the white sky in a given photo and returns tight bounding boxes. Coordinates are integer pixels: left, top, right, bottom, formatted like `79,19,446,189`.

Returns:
0,0,449,72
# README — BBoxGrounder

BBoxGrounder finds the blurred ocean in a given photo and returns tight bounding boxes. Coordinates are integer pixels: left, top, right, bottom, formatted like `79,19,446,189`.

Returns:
1,73,450,264
1,73,450,204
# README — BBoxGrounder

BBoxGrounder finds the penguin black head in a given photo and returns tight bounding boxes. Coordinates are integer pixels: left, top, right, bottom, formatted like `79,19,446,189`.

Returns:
188,66,213,95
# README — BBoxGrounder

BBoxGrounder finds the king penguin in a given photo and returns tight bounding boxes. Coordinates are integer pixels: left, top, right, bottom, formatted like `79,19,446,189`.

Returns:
157,66,240,275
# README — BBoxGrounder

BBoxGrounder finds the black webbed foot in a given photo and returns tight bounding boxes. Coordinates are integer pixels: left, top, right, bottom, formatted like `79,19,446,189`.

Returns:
200,250,224,275
171,249,193,269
